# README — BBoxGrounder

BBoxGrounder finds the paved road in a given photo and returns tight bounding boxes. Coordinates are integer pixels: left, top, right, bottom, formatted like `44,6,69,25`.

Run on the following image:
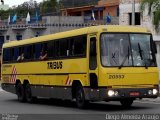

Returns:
0,90,160,120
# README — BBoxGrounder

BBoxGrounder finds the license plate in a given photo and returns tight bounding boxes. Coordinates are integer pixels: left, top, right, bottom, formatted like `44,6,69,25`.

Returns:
129,92,140,96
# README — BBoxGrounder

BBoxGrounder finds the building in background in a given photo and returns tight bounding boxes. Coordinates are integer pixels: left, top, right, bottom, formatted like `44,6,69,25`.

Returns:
61,0,119,24
59,0,99,8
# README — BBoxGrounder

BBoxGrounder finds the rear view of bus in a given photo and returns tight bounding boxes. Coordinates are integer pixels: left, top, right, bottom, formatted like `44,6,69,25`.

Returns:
97,26,159,107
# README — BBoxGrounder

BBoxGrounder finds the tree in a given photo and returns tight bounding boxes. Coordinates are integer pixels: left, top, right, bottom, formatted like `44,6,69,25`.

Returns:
0,0,41,20
40,0,57,15
140,0,160,31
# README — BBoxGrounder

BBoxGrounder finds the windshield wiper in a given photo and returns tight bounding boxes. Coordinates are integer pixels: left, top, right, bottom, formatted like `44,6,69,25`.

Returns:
119,46,130,69
138,43,143,60
138,43,148,69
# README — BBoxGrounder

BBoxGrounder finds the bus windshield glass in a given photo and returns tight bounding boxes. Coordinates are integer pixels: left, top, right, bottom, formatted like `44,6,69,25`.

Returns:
101,33,156,67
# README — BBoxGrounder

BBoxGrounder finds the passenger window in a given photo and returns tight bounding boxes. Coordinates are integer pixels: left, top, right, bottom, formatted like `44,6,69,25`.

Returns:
14,47,19,61
39,43,48,60
24,45,32,60
35,43,42,59
10,48,14,61
59,39,69,57
55,41,60,57
69,38,74,56
32,45,36,59
47,41,54,59
3,49,10,62
73,35,87,56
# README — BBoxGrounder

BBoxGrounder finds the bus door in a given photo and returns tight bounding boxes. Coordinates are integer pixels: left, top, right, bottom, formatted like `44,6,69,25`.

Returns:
89,35,99,99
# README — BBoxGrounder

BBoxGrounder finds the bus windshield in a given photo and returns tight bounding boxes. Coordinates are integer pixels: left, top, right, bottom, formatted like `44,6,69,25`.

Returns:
101,33,156,67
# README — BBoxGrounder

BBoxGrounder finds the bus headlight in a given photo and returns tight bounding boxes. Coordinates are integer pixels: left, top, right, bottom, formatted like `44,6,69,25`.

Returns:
108,90,115,97
153,89,158,95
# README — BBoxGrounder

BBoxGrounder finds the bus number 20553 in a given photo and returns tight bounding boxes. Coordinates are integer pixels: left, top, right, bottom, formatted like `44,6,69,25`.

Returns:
108,74,125,79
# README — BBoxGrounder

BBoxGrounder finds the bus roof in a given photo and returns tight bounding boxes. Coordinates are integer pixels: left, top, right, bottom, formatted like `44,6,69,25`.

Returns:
3,25,149,48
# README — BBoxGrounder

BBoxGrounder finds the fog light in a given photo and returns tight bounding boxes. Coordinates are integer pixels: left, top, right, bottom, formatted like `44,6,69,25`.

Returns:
153,89,158,95
148,90,152,95
108,90,115,97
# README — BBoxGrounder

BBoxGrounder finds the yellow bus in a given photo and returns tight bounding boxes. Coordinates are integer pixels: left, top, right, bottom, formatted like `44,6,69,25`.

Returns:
1,25,159,108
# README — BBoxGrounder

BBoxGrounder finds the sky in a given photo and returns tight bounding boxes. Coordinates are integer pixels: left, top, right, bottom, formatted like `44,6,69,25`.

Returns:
5,0,43,7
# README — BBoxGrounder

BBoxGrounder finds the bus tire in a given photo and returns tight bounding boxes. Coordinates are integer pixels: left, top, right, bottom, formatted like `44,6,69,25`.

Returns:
75,85,88,109
16,83,26,102
25,83,35,103
120,99,133,108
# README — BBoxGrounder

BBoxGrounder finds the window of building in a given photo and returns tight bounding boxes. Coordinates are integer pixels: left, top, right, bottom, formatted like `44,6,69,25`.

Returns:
6,35,10,41
16,35,22,40
129,12,141,25
117,7,119,17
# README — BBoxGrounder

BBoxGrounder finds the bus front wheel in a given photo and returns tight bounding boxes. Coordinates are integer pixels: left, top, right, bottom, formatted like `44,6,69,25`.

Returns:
75,86,88,109
120,99,133,108
16,83,26,102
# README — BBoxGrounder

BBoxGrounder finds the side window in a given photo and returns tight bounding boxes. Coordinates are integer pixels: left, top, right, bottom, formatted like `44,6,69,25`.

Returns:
16,47,24,62
39,43,48,60
24,45,32,60
69,38,74,56
10,48,14,61
55,40,60,58
32,45,36,59
42,43,47,52
35,43,42,59
59,39,69,57
3,48,10,62
14,47,19,61
47,41,54,59
73,35,87,56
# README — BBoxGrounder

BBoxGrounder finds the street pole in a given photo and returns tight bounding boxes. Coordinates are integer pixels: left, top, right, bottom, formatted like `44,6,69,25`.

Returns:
58,1,60,32
132,0,135,25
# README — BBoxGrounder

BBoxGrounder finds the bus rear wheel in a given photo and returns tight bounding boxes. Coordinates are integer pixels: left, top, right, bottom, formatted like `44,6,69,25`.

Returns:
120,99,133,108
16,83,26,102
75,86,88,109
25,83,35,103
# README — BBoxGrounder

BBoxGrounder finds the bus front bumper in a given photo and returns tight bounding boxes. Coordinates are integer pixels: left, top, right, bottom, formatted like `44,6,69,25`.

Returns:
85,87,159,101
